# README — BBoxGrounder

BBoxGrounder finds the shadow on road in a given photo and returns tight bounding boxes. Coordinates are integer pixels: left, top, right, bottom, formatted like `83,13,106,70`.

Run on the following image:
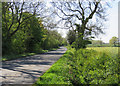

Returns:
43,52,65,55
2,47,67,84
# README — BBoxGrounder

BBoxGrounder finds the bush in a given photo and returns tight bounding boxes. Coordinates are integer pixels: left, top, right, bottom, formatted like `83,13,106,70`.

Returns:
69,49,119,84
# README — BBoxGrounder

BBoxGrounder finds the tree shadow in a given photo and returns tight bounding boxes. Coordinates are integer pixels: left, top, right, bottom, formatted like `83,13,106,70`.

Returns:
42,52,65,55
2,47,67,84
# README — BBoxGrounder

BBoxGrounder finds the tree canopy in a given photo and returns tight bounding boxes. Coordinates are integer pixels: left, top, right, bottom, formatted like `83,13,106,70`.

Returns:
51,0,111,49
109,36,118,47
2,1,67,55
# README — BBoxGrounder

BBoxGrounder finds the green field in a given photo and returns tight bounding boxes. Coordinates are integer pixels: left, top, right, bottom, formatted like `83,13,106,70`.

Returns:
87,47,119,57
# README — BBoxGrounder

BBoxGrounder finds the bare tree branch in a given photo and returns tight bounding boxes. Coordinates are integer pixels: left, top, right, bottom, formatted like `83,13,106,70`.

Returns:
51,0,110,39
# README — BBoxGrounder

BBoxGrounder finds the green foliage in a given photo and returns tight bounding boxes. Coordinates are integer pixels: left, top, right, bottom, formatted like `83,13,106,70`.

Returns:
2,2,66,57
67,24,92,49
87,47,118,56
41,29,67,50
71,37,91,49
21,13,43,52
61,38,68,46
91,40,103,46
67,30,76,45
109,36,118,47
2,2,13,55
2,53,36,61
87,40,106,47
2,11,43,55
87,43,110,47
69,47,119,84
35,46,119,85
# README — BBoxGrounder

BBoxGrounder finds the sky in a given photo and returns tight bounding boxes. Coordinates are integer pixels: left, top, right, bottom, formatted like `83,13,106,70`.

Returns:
94,0,118,43
57,1,119,43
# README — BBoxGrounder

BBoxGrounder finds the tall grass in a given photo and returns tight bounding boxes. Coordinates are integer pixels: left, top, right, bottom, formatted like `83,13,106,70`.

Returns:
87,47,118,57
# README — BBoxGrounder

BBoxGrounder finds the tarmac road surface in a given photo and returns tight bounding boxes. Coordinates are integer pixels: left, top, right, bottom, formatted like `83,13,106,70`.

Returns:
1,47,67,85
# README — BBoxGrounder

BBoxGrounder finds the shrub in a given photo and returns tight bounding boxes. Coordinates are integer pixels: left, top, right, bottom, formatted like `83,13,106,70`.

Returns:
69,49,119,84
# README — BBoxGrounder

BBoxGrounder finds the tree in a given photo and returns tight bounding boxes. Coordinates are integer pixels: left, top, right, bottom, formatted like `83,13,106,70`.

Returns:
2,1,67,55
52,0,111,49
41,29,64,50
22,12,43,52
91,40,103,46
0,2,2,57
62,38,68,46
109,36,118,47
2,2,42,39
67,29,76,45
2,1,44,54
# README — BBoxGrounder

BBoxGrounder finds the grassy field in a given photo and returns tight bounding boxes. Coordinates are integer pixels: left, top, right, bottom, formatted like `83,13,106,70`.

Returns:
87,47,119,57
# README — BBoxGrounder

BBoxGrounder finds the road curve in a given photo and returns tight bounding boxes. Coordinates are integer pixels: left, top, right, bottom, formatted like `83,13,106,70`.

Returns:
1,47,67,85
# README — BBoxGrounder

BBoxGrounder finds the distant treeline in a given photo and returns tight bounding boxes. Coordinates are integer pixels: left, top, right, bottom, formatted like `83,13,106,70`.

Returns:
87,43,120,47
86,38,120,47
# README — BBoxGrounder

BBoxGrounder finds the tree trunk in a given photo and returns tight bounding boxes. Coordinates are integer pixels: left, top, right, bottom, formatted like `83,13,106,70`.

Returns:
77,24,85,49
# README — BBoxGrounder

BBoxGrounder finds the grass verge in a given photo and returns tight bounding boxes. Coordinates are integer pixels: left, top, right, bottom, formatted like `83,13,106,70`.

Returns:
33,47,75,85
